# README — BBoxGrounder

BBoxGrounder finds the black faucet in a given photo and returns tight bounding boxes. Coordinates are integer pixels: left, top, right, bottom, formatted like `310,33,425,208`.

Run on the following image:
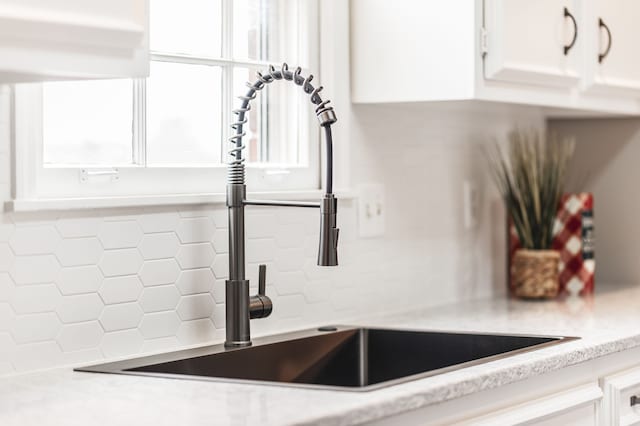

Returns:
225,63,339,347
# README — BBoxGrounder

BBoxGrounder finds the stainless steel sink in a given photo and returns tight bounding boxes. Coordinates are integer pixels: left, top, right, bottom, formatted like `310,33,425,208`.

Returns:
76,326,577,391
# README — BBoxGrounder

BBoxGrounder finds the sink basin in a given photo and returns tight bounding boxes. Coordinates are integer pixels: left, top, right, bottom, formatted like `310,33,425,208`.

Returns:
77,327,577,391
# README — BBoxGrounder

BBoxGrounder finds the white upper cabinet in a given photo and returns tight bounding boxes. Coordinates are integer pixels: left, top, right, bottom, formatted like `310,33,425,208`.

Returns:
583,0,640,96
351,0,477,104
350,0,476,102
484,0,581,88
351,0,640,115
0,0,149,82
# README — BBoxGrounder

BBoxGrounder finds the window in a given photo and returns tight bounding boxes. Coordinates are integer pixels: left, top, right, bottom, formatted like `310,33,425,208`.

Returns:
15,0,319,202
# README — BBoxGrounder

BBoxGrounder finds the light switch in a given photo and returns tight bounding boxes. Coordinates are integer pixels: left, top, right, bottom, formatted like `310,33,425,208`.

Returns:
463,180,479,230
357,184,385,238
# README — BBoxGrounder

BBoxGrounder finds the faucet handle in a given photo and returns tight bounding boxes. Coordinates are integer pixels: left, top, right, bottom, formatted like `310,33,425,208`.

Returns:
258,264,266,296
250,264,272,319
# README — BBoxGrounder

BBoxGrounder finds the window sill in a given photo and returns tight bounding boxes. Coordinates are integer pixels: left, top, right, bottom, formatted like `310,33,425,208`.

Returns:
5,189,354,212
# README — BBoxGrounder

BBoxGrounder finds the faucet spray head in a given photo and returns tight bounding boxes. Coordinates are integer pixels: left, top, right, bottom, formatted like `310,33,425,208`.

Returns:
318,194,339,266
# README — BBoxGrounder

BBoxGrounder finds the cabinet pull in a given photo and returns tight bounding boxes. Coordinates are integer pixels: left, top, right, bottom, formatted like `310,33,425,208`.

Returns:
632,395,640,406
598,18,612,63
564,7,578,55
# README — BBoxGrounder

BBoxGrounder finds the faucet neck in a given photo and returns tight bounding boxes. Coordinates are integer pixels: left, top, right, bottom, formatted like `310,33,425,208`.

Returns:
224,63,339,348
228,63,337,191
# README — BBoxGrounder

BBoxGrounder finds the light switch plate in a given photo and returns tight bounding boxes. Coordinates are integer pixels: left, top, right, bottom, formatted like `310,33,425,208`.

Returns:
463,180,479,230
357,184,385,238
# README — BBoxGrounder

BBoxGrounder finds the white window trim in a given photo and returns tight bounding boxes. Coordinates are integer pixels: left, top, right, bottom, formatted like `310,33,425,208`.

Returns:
10,0,324,211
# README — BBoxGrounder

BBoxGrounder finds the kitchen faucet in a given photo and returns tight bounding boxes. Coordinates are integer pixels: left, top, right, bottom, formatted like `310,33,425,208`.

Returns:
225,63,339,348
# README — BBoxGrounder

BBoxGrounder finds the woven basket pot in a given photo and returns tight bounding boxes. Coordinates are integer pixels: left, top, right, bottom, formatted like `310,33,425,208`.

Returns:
511,249,560,299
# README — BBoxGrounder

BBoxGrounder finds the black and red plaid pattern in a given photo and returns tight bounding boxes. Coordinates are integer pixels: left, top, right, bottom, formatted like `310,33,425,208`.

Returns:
509,193,595,296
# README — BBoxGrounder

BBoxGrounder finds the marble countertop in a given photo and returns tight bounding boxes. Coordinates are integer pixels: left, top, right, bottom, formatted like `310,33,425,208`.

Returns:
2,284,640,426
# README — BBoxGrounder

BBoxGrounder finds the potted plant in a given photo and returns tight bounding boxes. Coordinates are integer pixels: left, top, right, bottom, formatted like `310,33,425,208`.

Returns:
488,129,575,299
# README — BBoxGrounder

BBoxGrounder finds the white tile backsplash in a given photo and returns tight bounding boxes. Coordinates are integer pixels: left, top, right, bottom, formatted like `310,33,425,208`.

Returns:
101,329,144,358
139,311,181,339
97,221,143,249
56,214,103,238
56,293,103,323
57,321,103,352
9,225,61,255
0,85,545,376
12,284,61,314
99,248,143,277
139,285,180,313
11,312,60,344
0,245,11,272
138,259,181,286
176,268,214,295
0,273,13,301
139,232,180,260
99,303,143,332
176,318,218,345
99,275,143,304
57,266,103,295
176,217,215,244
176,243,215,269
56,237,102,267
176,293,214,320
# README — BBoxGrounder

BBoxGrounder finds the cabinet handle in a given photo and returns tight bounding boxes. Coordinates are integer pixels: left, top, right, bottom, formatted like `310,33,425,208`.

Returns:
598,18,612,63
564,7,578,55
632,395,640,406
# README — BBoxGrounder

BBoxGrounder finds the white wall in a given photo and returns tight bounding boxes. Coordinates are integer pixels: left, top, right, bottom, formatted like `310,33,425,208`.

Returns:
549,118,640,285
0,80,544,376
0,0,547,375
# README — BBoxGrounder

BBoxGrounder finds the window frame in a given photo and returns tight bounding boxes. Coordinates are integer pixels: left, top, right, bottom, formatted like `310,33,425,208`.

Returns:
13,0,320,203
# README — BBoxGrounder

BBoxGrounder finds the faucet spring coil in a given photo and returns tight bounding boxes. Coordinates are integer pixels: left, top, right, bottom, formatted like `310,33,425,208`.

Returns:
228,62,337,185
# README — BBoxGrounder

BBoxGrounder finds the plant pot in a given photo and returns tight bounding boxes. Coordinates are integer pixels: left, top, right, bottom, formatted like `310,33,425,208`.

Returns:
511,249,560,299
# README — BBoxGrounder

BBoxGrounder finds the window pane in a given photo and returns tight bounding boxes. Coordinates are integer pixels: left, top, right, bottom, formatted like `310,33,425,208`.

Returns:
147,61,222,165
151,0,222,57
42,80,133,165
233,0,311,65
233,66,308,165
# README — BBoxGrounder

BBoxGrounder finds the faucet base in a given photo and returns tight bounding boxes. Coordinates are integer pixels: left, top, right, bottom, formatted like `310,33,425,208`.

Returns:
224,340,252,348
225,279,251,347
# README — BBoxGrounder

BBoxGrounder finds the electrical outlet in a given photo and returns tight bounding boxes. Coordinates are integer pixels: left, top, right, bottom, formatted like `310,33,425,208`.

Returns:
357,184,385,237
463,180,479,230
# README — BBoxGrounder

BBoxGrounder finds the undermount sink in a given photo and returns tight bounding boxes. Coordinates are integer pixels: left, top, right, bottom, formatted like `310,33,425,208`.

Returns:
76,327,577,391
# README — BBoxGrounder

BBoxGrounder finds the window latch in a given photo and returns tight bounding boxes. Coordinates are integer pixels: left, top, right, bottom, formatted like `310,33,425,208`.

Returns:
480,27,489,57
80,168,120,183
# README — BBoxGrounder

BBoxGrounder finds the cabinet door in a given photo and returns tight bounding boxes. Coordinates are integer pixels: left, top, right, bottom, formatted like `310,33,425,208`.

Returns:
583,0,640,96
455,383,602,426
484,0,581,88
0,0,148,82
601,366,640,426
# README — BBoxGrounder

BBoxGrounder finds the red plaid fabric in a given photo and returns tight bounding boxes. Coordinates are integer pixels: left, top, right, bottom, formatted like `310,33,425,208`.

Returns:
509,193,595,296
